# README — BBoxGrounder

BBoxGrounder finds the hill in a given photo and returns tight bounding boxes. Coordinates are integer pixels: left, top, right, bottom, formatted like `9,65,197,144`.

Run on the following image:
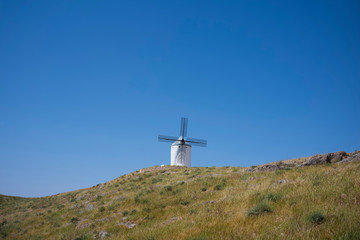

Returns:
1,151,360,240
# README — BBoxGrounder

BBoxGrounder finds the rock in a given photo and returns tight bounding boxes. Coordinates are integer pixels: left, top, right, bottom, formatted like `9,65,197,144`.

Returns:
328,151,348,163
85,204,94,211
99,231,109,238
297,151,347,167
162,216,182,225
277,179,289,184
338,151,360,164
95,217,109,223
70,204,79,209
76,219,89,229
118,221,136,229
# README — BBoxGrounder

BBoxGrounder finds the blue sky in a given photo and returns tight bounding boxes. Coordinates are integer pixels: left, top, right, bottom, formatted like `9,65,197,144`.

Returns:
1,0,359,197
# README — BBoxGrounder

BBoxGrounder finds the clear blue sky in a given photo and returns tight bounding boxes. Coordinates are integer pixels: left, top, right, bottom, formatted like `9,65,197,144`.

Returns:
1,1,359,197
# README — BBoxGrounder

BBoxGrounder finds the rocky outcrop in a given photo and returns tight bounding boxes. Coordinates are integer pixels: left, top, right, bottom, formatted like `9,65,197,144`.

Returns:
296,151,347,167
338,151,360,164
246,150,359,172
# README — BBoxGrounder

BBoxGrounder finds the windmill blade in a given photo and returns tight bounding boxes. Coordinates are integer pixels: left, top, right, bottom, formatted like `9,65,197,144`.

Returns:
180,117,188,138
185,137,207,147
158,135,180,143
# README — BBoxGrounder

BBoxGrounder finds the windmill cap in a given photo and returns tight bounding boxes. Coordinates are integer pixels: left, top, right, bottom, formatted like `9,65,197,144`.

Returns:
171,137,192,146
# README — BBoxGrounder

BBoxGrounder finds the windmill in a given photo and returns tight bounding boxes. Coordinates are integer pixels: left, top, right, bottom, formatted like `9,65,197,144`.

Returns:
158,117,207,167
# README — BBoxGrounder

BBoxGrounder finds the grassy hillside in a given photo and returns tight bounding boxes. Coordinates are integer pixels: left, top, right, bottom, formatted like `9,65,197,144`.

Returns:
1,155,360,240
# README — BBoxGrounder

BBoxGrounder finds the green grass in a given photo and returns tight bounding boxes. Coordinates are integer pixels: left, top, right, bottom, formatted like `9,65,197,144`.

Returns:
0,160,359,239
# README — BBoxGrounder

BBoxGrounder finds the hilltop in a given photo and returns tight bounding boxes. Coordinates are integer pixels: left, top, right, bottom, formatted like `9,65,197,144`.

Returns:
1,151,359,240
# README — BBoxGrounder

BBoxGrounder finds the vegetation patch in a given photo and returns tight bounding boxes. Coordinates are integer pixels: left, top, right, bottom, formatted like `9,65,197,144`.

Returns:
307,210,326,224
0,156,359,239
247,202,273,216
263,192,282,202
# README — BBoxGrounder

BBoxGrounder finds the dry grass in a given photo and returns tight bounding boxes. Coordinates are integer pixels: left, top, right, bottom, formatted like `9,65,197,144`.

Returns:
1,161,359,240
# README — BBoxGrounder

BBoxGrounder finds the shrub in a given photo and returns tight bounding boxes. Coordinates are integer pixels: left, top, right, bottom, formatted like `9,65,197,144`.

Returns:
189,209,197,215
134,193,149,204
152,178,162,184
122,210,129,216
247,203,273,216
180,200,190,206
307,211,325,224
164,186,173,191
172,188,182,195
99,206,106,212
214,184,224,191
70,217,79,224
143,207,151,213
201,187,207,192
265,193,282,202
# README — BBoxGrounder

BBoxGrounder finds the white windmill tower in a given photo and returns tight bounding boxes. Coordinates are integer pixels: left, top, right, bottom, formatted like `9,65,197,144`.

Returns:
158,117,207,167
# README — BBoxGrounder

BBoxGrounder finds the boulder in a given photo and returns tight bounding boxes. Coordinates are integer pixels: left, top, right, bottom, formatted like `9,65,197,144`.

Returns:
328,151,348,163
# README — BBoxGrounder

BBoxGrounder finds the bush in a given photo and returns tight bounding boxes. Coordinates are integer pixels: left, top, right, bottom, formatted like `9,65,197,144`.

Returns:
201,187,207,192
214,184,224,191
70,217,79,224
122,210,129,216
180,200,190,206
99,206,106,212
143,207,151,213
189,209,197,215
307,211,325,224
152,178,162,184
247,203,273,216
265,193,282,202
164,186,173,191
